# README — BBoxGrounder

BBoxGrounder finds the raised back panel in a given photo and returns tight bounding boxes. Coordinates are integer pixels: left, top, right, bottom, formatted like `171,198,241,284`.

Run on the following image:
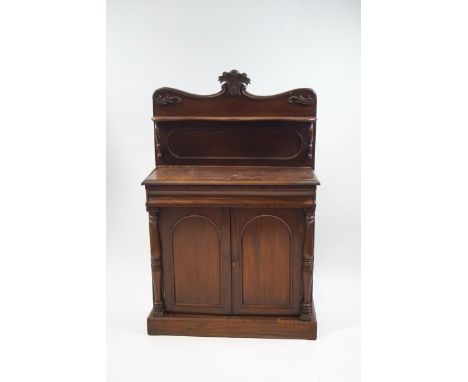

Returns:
156,120,312,166
152,70,317,168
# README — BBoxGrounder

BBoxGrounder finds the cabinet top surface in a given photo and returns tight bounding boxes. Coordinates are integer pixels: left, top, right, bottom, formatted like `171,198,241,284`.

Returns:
142,166,319,186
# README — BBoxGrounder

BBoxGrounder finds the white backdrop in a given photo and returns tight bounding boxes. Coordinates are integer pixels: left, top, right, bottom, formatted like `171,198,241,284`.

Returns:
107,0,360,381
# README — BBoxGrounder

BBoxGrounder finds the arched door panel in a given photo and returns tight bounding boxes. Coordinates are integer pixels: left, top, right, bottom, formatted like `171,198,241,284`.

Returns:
160,208,231,315
231,209,303,316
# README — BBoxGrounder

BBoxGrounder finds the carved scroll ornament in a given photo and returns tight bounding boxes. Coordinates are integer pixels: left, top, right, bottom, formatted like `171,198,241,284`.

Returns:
288,93,314,105
155,94,182,106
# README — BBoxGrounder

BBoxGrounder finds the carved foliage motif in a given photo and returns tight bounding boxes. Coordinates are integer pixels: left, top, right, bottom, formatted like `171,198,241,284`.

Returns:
218,70,251,95
307,124,314,160
301,303,312,316
288,93,314,105
153,302,165,315
155,94,182,106
155,144,162,160
151,257,162,270
155,124,162,161
302,257,313,272
304,209,315,224
148,210,159,223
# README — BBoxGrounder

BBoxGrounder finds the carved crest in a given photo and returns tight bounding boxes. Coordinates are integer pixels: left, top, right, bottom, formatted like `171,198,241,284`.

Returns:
218,70,250,96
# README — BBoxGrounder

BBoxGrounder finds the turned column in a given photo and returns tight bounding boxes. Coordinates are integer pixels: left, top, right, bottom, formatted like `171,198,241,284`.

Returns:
300,205,316,321
149,208,164,316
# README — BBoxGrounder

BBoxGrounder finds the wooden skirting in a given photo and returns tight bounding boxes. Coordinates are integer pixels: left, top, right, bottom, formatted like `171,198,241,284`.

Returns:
147,312,317,340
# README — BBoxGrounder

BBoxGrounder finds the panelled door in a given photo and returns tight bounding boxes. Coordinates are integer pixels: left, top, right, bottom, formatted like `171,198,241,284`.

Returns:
231,208,303,316
160,207,303,316
160,208,231,315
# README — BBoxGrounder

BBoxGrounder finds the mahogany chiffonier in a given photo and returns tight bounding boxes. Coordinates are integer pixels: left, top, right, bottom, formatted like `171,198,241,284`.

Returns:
142,70,320,339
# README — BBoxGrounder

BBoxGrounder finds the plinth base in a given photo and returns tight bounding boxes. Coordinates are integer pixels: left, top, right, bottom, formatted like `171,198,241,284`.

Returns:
147,311,317,340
